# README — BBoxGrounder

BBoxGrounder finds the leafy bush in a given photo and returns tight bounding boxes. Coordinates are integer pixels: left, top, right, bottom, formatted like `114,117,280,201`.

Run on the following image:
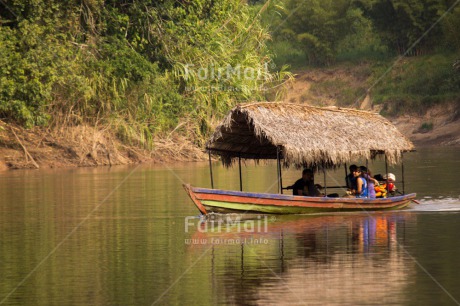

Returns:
0,0,290,147
418,122,434,133
372,54,460,115
267,40,306,70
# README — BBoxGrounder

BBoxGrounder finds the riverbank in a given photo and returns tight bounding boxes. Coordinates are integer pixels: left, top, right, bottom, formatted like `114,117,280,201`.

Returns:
284,66,460,147
391,103,460,147
0,121,206,171
1,103,458,171
2,62,459,171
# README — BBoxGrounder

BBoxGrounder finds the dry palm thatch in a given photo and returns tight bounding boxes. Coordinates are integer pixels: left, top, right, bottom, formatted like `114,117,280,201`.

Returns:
207,102,414,168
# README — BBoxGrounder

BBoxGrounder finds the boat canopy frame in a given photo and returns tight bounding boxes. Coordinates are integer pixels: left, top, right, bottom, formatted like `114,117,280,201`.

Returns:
206,102,414,197
207,145,407,197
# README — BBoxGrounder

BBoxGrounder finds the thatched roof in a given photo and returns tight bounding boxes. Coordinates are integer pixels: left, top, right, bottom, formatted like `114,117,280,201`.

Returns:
206,102,414,168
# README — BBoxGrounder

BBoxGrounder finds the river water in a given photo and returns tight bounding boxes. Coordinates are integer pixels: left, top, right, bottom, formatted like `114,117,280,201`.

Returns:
0,147,459,305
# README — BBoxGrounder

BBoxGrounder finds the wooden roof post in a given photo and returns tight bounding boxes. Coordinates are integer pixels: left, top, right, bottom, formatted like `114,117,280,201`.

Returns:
344,162,348,187
366,159,369,198
238,154,243,192
277,146,283,194
385,155,389,195
209,150,214,189
323,163,327,196
401,153,405,195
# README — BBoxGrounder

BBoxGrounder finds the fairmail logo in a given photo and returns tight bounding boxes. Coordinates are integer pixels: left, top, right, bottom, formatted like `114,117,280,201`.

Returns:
184,215,269,233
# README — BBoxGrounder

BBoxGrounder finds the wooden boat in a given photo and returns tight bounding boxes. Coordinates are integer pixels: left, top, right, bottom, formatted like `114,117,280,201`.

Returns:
184,184,416,214
184,103,418,215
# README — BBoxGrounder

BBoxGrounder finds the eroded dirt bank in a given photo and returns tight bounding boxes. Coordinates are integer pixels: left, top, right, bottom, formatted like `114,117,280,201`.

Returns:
0,121,206,171
391,104,460,147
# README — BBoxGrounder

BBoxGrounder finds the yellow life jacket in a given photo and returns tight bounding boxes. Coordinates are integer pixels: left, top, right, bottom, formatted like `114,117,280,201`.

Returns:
375,184,388,198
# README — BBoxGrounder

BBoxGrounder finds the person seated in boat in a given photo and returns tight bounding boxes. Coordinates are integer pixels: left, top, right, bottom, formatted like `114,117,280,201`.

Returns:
291,169,322,196
345,164,358,194
373,173,397,197
352,167,375,198
359,166,378,199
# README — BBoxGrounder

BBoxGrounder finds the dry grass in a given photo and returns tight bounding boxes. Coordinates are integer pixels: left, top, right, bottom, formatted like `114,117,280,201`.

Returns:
207,102,414,168
0,121,207,170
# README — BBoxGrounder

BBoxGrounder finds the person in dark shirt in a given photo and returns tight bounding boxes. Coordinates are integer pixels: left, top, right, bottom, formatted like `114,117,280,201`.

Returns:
292,169,322,196
345,164,358,193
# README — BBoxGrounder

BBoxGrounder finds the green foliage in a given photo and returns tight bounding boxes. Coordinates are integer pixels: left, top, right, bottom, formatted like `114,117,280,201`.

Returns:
0,0,288,147
418,122,434,133
354,0,452,55
268,40,305,70
1,0,458,145
0,20,71,126
440,6,460,51
268,0,459,67
372,54,460,115
271,0,373,66
264,0,459,116
335,11,389,62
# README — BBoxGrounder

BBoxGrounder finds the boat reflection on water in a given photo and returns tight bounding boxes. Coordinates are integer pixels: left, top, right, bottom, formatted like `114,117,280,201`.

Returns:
186,212,415,305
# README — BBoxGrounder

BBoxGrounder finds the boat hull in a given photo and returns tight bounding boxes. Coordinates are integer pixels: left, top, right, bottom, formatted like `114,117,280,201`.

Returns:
183,184,416,215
